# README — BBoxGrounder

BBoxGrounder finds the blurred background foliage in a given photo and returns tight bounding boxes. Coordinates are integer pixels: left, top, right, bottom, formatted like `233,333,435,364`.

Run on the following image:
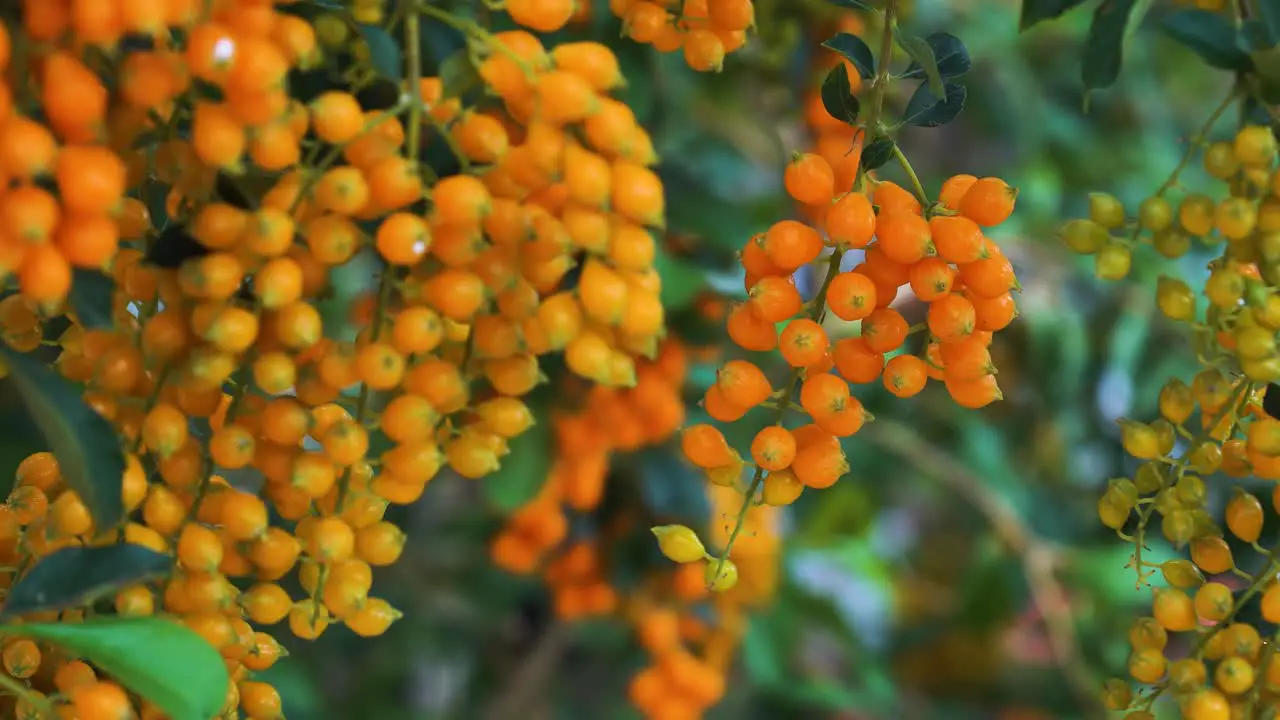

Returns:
0,0,1246,718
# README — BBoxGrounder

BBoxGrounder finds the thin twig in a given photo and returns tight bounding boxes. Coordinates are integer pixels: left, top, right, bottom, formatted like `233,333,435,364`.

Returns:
865,419,1099,714
482,623,571,720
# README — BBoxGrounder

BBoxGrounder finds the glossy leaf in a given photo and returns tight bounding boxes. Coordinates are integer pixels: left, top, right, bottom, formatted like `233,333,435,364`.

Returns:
899,36,943,96
1019,0,1090,30
822,33,876,80
68,270,116,330
828,0,873,9
901,32,971,81
1161,10,1253,71
439,49,480,98
358,24,403,81
13,618,228,720
1,545,172,618
1262,0,1280,46
860,138,895,172
1081,0,1138,95
820,64,860,125
0,347,125,529
902,81,968,127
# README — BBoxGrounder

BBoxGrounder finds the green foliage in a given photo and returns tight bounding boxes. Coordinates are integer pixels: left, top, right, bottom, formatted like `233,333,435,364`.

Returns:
903,80,967,127
13,618,229,720
1019,0,1089,31
1081,0,1138,98
357,24,404,80
1,545,172,618
1160,10,1253,71
821,63,861,124
67,270,116,330
823,33,877,79
0,346,125,529
901,32,972,80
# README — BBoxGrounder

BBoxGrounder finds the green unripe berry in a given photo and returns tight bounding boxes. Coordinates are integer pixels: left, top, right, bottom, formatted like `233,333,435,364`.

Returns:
1095,242,1131,280
1060,218,1108,254
1088,192,1126,229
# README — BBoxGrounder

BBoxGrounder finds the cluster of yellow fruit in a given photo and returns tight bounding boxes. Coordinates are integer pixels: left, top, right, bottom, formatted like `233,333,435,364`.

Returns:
1070,121,1280,718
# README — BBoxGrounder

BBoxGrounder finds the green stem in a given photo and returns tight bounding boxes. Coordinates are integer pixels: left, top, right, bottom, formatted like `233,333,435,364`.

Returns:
0,662,53,716
711,249,846,580
890,145,929,207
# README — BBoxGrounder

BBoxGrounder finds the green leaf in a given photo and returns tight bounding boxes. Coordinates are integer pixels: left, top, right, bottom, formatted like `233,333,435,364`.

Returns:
901,32,971,81
1262,0,1280,46
1081,0,1138,95
898,36,943,97
1,545,171,618
1160,9,1254,71
860,138,894,172
822,33,876,80
0,347,124,530
67,270,116,330
357,24,403,81
655,249,707,310
901,81,967,127
1253,50,1280,103
1019,0,1090,30
828,0,874,9
12,618,229,720
482,393,552,513
820,64,860,126
438,49,479,98
1242,19,1274,52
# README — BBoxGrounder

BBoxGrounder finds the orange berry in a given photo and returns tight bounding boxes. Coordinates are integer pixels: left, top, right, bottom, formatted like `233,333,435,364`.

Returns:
778,318,829,368
958,177,1018,226
883,355,928,398
762,220,823,271
785,153,835,206
824,191,875,249
825,271,877,321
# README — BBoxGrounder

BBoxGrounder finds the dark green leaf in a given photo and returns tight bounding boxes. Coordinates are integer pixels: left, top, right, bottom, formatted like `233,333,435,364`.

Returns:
898,36,943,96
901,32,971,80
1252,47,1280,101
1,545,171,618
860,138,894,172
1081,0,1139,94
1260,0,1280,47
1019,0,1090,30
482,392,552,513
822,33,876,80
902,81,967,127
357,24,403,81
655,248,706,310
438,49,480,98
820,64,860,125
828,0,874,9
0,347,124,529
1242,19,1274,52
68,270,116,330
1160,9,1253,71
13,618,229,720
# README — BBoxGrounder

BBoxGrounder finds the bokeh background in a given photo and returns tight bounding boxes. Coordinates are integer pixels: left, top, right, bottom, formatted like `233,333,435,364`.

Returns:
0,1,1243,719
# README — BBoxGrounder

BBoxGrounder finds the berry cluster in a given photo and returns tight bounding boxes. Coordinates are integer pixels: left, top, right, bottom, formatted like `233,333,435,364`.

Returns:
649,3,1021,666
613,0,754,72
1070,112,1280,717
0,0,673,716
